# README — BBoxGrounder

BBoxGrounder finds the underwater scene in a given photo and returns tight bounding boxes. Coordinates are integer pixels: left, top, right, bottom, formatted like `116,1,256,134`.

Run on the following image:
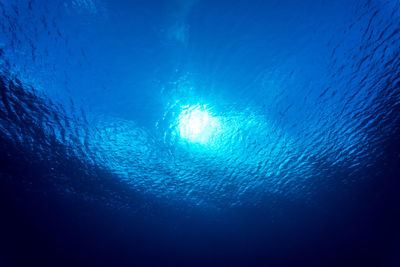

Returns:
1,0,400,266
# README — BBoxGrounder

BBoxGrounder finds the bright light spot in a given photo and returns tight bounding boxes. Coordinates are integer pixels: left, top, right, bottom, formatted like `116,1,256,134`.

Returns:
178,105,219,144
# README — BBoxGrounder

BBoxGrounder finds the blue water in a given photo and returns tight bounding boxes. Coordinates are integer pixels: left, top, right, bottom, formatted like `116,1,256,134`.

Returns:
1,0,400,266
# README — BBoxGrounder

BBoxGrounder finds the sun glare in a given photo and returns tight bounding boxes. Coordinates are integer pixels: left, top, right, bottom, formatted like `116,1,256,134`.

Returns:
178,105,219,144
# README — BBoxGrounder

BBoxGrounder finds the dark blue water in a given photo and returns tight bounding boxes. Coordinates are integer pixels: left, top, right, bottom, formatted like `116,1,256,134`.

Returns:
1,0,400,266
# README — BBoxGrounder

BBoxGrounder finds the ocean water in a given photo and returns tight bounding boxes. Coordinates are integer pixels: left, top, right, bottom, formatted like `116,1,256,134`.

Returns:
1,0,400,266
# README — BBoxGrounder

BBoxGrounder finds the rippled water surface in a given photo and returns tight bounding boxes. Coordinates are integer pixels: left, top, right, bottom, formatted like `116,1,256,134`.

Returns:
1,0,400,266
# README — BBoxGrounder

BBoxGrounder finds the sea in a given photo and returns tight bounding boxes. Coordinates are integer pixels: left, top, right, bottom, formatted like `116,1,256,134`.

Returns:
0,0,400,266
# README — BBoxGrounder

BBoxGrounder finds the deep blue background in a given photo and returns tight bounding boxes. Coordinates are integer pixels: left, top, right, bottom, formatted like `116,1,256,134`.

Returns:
1,0,400,266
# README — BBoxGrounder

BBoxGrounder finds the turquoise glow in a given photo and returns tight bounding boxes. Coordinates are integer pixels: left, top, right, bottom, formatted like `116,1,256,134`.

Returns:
178,105,219,144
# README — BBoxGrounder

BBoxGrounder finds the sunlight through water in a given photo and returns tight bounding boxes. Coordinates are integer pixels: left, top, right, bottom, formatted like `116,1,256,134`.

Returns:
178,105,220,144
